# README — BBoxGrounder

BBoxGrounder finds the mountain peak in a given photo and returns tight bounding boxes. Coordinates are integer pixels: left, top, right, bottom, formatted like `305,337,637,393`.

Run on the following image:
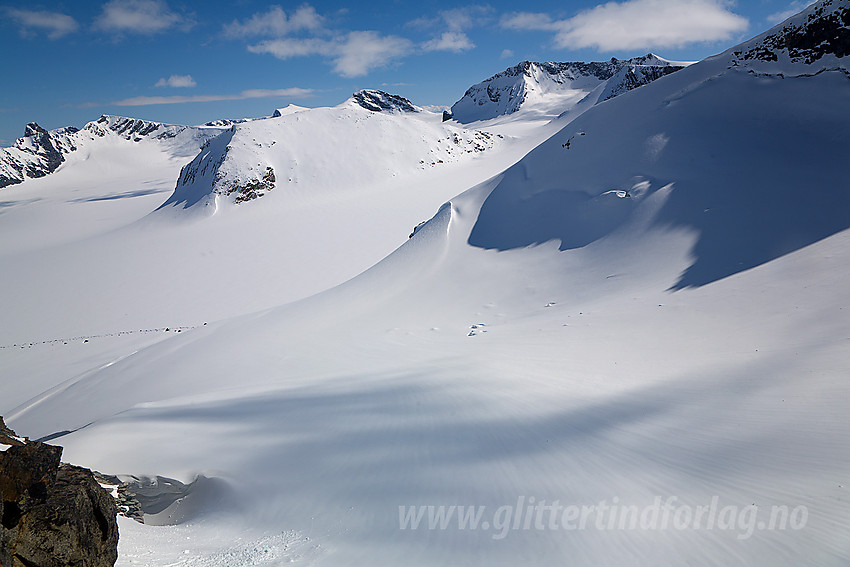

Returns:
450,55,690,124
23,123,49,137
349,90,421,113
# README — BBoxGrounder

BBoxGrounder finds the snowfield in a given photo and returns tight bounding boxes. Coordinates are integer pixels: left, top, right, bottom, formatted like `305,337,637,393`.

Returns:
2,2,850,565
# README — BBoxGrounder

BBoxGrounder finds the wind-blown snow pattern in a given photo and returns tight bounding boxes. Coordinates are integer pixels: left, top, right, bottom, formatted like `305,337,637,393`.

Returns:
450,54,690,123
3,2,850,566
160,92,501,213
0,115,225,188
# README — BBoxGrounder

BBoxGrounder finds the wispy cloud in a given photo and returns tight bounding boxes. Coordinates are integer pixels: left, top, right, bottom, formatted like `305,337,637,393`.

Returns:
4,7,79,39
767,1,816,24
155,74,197,88
249,32,413,77
334,32,412,76
94,0,191,35
502,0,748,52
223,5,325,38
422,31,474,53
413,5,491,53
107,87,314,106
500,49,515,59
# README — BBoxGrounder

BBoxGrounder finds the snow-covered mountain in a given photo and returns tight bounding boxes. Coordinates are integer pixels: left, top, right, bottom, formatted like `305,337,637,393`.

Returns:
731,0,849,72
449,54,690,123
160,90,502,214
2,2,850,566
0,115,226,188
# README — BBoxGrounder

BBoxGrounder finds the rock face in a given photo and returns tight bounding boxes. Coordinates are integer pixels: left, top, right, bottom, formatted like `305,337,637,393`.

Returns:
350,90,421,113
733,0,850,67
0,123,78,188
0,436,118,567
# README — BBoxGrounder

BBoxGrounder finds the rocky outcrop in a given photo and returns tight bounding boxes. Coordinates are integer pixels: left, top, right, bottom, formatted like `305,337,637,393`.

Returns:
733,0,850,65
0,417,26,447
0,123,78,188
227,166,276,204
601,62,685,101
0,424,118,567
351,90,421,113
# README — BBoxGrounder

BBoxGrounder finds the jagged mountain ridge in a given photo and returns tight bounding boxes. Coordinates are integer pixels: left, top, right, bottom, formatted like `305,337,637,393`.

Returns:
449,54,690,123
0,115,227,189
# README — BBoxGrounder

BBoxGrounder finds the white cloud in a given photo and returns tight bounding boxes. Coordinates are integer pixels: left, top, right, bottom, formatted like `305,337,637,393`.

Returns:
94,0,188,35
155,74,196,88
249,31,413,77
247,38,334,59
500,49,515,59
413,5,489,53
500,12,558,32
767,1,817,24
422,31,475,52
223,5,324,38
502,0,748,52
110,87,314,106
439,6,492,32
4,8,79,39
333,32,413,77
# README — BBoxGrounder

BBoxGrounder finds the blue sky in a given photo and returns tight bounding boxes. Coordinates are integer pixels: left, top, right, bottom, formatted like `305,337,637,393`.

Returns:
0,0,815,145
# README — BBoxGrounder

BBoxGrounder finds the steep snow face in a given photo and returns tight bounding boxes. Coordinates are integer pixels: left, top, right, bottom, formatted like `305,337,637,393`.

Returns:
0,115,225,189
467,1,850,290
160,99,501,213
450,55,690,124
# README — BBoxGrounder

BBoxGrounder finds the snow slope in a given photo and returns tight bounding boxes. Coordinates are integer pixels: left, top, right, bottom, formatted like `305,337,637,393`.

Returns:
0,94,543,413
3,2,850,565
158,90,504,214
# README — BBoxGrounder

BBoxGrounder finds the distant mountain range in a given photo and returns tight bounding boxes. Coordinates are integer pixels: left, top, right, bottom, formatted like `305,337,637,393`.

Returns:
0,115,225,189
0,56,688,191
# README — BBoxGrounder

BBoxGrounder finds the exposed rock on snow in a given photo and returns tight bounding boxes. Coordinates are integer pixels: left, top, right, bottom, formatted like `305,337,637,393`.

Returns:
733,0,850,67
450,54,690,123
350,89,421,113
0,437,118,567
93,472,226,526
227,166,276,203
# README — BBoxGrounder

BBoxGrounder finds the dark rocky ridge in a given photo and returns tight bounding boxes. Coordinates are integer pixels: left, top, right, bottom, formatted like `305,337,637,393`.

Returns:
351,90,420,113
0,419,118,567
734,0,850,65
1,115,227,189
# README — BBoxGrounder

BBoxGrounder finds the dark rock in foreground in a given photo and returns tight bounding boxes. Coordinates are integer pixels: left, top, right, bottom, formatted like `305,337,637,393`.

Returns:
0,430,118,567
